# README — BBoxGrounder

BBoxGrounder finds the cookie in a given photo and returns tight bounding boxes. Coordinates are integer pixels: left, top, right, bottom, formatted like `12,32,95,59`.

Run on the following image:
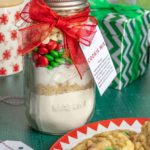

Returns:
133,121,150,150
72,130,134,150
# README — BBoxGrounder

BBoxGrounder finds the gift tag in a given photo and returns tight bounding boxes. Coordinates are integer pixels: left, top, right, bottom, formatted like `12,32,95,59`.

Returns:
0,141,33,150
80,27,117,95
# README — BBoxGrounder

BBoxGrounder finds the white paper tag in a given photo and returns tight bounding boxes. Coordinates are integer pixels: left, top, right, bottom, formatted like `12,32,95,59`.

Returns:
0,141,33,150
80,27,117,95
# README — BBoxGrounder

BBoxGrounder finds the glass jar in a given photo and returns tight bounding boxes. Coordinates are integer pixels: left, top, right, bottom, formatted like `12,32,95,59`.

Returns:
25,0,96,134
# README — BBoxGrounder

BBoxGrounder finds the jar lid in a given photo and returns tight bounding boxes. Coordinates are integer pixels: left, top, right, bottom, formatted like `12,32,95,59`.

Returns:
45,0,89,11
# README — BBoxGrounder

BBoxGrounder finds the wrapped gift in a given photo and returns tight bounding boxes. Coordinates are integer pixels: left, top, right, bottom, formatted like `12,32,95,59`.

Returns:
91,4,150,89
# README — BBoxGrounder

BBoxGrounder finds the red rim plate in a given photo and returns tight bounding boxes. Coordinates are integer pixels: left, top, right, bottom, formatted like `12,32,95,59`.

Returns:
50,118,150,150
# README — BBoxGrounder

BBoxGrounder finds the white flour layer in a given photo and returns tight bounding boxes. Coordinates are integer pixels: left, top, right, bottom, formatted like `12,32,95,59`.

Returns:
33,65,93,86
29,88,95,134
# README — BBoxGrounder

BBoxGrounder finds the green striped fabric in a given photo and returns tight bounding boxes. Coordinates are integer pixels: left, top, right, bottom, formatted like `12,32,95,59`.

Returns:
98,11,150,89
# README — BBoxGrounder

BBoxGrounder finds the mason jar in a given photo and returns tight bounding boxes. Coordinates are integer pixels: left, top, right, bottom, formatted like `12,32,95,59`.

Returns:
25,0,96,134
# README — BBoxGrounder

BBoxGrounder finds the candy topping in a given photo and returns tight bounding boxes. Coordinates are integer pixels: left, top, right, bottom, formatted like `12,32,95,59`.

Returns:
32,39,72,70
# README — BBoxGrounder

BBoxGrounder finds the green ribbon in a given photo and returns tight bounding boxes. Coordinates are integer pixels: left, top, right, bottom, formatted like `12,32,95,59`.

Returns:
91,3,149,85
88,0,109,9
91,3,144,20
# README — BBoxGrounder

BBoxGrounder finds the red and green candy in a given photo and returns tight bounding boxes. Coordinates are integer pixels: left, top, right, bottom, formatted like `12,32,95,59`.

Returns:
32,40,72,70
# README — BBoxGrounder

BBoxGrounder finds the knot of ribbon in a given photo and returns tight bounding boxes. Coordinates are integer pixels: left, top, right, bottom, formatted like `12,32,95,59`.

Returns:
55,17,67,29
19,0,97,77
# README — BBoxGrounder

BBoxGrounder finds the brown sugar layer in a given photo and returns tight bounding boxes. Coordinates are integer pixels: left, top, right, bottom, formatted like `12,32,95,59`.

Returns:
34,81,93,96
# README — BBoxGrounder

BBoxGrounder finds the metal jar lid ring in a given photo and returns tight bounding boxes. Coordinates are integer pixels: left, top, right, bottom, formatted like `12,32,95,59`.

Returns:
45,0,89,11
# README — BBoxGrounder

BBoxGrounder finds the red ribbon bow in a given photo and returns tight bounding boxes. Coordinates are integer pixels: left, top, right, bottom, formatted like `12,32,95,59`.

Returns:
19,0,97,77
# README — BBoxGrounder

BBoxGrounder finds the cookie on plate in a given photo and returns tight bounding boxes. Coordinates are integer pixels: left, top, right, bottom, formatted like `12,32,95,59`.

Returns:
133,121,150,150
72,130,134,150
